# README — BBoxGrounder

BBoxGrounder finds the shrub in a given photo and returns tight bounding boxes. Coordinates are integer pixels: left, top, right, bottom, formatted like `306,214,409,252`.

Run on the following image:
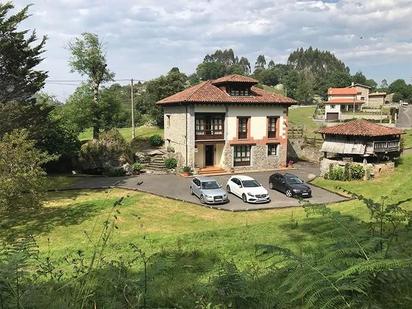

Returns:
350,164,365,180
164,158,177,169
181,166,192,174
132,162,144,173
0,130,55,210
148,134,164,147
325,164,365,181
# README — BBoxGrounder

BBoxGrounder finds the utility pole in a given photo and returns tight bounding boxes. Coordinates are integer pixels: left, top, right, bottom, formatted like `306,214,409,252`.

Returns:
131,78,135,139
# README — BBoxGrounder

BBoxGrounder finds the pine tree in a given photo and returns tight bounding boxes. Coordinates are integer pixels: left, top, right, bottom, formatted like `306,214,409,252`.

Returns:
0,3,47,103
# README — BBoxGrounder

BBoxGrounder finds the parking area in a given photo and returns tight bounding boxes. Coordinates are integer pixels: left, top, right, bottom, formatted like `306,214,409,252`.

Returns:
116,162,348,211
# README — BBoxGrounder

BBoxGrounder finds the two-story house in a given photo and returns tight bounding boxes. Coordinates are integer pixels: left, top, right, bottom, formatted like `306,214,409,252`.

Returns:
324,83,387,121
156,74,296,174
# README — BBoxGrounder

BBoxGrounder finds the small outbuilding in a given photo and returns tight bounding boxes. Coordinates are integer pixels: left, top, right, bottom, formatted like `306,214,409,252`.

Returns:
318,119,404,162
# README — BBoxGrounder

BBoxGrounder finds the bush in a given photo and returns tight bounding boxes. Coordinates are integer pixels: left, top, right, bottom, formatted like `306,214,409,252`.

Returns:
164,158,177,169
132,162,144,173
0,130,55,210
148,134,164,147
325,164,365,181
181,166,192,174
350,164,365,180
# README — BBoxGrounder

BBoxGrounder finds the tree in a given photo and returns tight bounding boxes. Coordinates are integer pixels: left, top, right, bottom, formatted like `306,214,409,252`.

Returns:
254,54,266,72
137,68,188,127
69,33,114,139
0,3,79,169
287,47,351,96
295,73,314,104
267,60,275,69
0,130,54,210
352,71,377,89
196,49,251,80
0,3,47,104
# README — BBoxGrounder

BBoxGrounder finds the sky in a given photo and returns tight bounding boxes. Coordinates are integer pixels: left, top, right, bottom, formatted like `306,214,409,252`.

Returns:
11,0,412,100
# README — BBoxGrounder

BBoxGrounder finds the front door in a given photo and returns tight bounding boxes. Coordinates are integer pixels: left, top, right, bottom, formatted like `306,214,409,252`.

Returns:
205,145,214,166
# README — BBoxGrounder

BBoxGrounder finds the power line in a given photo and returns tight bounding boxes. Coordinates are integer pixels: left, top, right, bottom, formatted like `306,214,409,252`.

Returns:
47,78,146,83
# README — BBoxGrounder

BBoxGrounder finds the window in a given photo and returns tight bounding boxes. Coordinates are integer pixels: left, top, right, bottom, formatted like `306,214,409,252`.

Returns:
268,144,278,156
195,118,205,135
330,105,336,109
229,87,250,96
193,178,200,187
238,117,249,139
195,115,224,137
234,145,251,166
267,117,278,138
166,115,171,128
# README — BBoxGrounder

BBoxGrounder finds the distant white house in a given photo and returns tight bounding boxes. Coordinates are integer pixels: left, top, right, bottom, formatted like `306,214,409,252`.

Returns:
324,83,387,121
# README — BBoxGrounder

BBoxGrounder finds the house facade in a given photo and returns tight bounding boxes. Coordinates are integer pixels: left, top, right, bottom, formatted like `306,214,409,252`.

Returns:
324,87,362,121
157,74,296,174
324,83,387,120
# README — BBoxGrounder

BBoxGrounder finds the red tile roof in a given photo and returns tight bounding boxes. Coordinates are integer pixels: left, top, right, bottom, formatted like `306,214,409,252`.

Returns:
318,119,404,137
157,79,296,105
328,87,359,95
327,98,364,104
212,74,258,85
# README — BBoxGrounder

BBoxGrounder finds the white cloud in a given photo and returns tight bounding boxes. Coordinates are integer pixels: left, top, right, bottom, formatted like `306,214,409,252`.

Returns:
10,0,412,99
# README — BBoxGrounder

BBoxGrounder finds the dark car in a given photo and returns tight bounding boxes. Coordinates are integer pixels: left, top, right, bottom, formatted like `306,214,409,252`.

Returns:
269,173,312,198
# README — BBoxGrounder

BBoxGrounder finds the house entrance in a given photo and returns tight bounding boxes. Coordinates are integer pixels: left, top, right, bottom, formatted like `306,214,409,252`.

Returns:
205,145,214,166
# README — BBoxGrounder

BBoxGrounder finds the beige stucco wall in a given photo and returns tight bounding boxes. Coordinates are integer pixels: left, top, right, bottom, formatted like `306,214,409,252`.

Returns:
226,105,286,140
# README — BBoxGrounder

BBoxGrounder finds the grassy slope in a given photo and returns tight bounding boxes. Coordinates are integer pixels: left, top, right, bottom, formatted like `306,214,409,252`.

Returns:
79,126,164,142
5,157,411,265
2,156,412,306
403,129,412,148
288,106,321,137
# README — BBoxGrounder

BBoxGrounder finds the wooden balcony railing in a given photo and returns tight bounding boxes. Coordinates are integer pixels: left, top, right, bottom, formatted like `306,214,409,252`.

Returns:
195,129,224,140
373,140,400,153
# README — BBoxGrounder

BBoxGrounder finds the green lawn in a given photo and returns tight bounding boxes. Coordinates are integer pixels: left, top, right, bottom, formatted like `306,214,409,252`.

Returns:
79,126,164,142
403,129,412,148
289,105,322,137
2,155,412,307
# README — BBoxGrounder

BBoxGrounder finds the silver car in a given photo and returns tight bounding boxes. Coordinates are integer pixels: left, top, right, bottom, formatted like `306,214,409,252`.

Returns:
190,176,229,204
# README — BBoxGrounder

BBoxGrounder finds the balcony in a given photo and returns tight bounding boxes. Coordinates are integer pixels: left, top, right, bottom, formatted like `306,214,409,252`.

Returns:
373,140,400,153
195,113,225,141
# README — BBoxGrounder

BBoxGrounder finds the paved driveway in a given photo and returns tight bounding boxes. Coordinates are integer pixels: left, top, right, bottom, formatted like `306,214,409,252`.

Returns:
114,162,348,211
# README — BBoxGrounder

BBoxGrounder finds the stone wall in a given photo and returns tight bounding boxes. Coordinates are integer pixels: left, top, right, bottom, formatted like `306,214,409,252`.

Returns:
222,144,280,172
287,138,322,163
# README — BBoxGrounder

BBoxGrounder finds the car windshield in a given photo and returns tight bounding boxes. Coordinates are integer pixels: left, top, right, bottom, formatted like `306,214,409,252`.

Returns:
286,176,303,184
202,181,220,189
242,180,260,187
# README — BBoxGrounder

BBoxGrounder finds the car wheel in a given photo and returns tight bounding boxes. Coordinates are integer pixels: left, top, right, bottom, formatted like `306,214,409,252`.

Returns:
190,187,194,195
242,194,248,203
200,195,205,204
285,189,293,198
226,185,231,193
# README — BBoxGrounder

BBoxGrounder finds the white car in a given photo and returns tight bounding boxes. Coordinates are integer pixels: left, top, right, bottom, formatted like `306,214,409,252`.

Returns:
226,175,271,203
